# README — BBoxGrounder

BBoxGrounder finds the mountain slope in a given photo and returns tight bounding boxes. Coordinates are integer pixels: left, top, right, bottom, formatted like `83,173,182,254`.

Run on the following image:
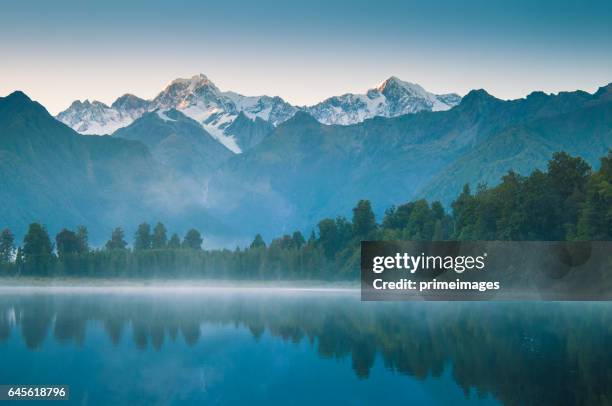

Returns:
421,86,612,203
0,91,231,245
222,112,275,152
0,91,158,238
113,109,233,177
205,85,611,240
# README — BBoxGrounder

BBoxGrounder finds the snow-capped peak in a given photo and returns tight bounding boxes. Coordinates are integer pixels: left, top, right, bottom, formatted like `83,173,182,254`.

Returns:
163,73,219,98
223,91,298,125
375,77,435,103
167,73,212,89
57,73,297,152
56,99,134,134
153,73,229,112
111,93,148,111
376,76,424,93
56,74,461,150
306,77,462,125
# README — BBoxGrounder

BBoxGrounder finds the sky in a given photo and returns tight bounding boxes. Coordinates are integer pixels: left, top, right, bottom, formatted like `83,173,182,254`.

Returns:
1,0,611,115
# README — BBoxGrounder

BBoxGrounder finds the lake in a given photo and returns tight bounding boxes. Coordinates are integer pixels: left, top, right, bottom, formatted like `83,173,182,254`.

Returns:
0,288,610,405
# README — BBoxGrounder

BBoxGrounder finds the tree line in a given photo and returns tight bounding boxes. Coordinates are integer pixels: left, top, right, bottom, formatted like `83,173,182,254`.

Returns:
0,151,610,279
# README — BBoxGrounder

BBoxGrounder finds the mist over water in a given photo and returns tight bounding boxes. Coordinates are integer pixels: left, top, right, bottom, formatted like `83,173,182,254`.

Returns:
0,290,611,405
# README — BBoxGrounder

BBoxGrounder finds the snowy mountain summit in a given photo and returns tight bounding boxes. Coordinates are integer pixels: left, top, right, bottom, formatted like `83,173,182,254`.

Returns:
305,76,461,125
57,74,296,153
56,96,148,135
57,74,461,152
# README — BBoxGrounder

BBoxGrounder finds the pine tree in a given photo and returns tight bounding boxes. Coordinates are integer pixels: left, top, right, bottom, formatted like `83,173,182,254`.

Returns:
452,184,476,240
577,151,612,239
250,234,266,249
168,233,181,249
318,218,338,259
22,223,53,275
56,229,80,258
134,223,152,250
0,228,15,263
76,225,89,254
183,229,203,250
291,231,305,249
152,222,168,249
106,227,128,250
352,200,376,240
547,152,591,239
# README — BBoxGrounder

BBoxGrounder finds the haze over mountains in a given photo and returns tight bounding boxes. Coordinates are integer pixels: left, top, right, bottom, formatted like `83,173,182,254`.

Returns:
56,74,461,153
0,91,230,245
2,77,611,247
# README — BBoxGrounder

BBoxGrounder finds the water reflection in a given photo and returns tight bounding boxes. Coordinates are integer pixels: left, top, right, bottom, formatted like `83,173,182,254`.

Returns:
1,292,611,405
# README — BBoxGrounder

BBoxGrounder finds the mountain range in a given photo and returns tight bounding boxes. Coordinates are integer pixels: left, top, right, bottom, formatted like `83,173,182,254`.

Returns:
204,84,612,239
2,79,611,247
56,74,461,153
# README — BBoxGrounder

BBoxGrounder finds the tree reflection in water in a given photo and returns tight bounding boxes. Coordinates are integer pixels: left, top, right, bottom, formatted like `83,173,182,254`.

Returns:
0,292,611,406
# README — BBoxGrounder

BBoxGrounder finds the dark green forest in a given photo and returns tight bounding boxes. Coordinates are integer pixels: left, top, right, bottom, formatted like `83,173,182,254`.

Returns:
1,151,610,280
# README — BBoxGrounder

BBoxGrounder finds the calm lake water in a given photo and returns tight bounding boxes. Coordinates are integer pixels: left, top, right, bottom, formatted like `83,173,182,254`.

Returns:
0,289,611,405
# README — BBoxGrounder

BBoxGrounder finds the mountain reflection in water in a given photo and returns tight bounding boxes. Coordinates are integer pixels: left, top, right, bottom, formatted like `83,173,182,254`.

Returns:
0,290,611,405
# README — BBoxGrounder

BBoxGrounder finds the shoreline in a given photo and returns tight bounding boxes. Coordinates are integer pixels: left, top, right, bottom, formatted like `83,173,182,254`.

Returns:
0,277,360,294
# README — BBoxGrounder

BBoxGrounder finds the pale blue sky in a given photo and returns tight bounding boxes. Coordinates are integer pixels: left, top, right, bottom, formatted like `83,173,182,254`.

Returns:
1,0,611,114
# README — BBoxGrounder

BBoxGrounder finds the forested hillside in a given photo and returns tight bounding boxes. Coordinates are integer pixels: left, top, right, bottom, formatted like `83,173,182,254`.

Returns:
206,85,612,240
1,151,609,279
